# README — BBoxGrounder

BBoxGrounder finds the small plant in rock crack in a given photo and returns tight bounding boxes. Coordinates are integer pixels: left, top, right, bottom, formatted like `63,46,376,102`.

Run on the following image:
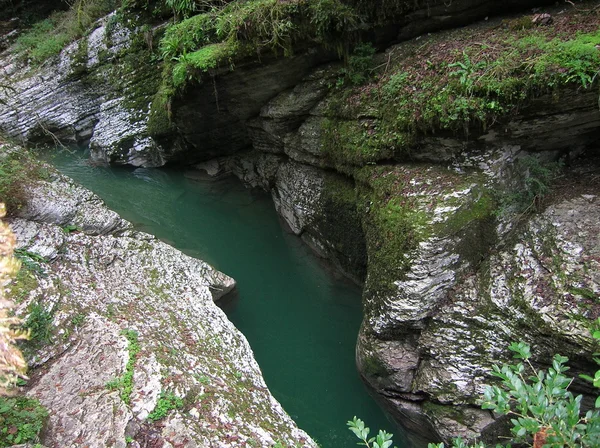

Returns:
147,391,183,421
105,329,140,405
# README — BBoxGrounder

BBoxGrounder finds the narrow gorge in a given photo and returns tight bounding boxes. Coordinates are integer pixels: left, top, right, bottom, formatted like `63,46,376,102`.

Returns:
0,0,600,447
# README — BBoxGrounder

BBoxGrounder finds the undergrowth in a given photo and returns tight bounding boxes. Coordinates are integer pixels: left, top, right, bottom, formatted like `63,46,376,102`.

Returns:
0,396,48,447
24,303,54,347
106,329,140,405
13,0,121,65
323,13,600,165
0,149,50,215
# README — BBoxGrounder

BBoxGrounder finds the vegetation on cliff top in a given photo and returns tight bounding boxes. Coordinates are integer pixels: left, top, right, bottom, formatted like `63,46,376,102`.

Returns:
322,8,600,166
13,0,122,64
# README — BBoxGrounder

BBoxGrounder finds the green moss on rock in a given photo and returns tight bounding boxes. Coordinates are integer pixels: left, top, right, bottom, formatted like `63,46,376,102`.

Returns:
316,172,367,281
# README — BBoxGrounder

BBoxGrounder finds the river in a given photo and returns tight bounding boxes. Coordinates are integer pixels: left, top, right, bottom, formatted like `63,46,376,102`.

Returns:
48,148,406,447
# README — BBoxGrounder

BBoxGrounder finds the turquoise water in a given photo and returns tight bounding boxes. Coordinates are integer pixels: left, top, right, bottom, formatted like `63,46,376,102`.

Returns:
48,149,405,447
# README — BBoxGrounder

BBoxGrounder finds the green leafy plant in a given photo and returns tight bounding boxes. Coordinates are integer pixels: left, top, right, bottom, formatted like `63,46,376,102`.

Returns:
24,303,54,345
166,0,196,18
347,417,396,448
339,42,376,86
353,335,600,448
500,156,562,215
474,341,600,447
71,314,86,327
0,396,48,447
449,51,486,89
61,224,81,233
147,390,184,421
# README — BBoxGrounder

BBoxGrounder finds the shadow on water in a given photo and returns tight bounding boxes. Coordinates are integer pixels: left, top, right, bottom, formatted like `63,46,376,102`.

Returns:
46,148,409,448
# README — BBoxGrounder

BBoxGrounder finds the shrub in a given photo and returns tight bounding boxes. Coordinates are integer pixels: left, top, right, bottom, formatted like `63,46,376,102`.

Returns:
350,338,600,448
0,203,28,394
24,303,54,346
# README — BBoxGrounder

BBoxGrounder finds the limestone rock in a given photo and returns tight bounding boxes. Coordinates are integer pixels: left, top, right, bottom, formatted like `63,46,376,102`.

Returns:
9,163,315,448
357,164,600,443
0,13,165,167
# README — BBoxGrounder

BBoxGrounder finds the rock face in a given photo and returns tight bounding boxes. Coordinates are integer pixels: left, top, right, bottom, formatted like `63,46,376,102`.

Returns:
8,158,316,448
2,0,600,446
0,13,165,167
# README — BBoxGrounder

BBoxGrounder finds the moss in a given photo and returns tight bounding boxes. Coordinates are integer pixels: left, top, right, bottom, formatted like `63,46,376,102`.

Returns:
67,37,89,80
568,287,598,301
320,17,600,164
364,194,428,291
422,400,467,425
321,118,398,168
7,266,40,304
360,353,387,378
315,173,367,280
443,190,496,235
172,40,243,87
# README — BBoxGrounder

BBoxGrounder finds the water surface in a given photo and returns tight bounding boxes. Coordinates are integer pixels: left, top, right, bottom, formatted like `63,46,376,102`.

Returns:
48,149,405,447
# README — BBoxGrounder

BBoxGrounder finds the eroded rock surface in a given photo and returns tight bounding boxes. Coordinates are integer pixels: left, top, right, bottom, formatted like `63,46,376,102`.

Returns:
0,13,164,167
9,163,315,448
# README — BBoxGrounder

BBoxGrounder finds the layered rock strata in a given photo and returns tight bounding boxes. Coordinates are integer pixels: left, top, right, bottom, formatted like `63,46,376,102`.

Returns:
7,150,316,448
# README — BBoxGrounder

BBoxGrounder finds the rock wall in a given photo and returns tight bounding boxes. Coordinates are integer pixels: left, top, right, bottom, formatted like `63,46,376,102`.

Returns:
0,13,166,167
1,0,600,446
7,145,316,447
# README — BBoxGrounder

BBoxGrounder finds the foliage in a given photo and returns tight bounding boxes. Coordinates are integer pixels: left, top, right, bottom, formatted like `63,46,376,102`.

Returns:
499,156,561,214
347,417,397,448
448,51,486,88
0,203,28,394
353,337,600,448
12,0,121,64
157,0,359,81
24,303,54,345
106,329,140,405
473,341,600,447
0,150,49,214
147,391,184,421
325,21,600,164
339,42,376,86
166,0,197,18
434,338,600,448
0,396,48,447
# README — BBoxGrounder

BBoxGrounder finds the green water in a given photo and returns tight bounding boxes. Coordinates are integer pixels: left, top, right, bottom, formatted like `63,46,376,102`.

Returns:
49,149,405,448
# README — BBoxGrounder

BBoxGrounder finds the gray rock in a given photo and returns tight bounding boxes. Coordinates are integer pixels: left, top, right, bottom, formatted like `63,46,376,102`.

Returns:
0,14,165,167
9,162,315,448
